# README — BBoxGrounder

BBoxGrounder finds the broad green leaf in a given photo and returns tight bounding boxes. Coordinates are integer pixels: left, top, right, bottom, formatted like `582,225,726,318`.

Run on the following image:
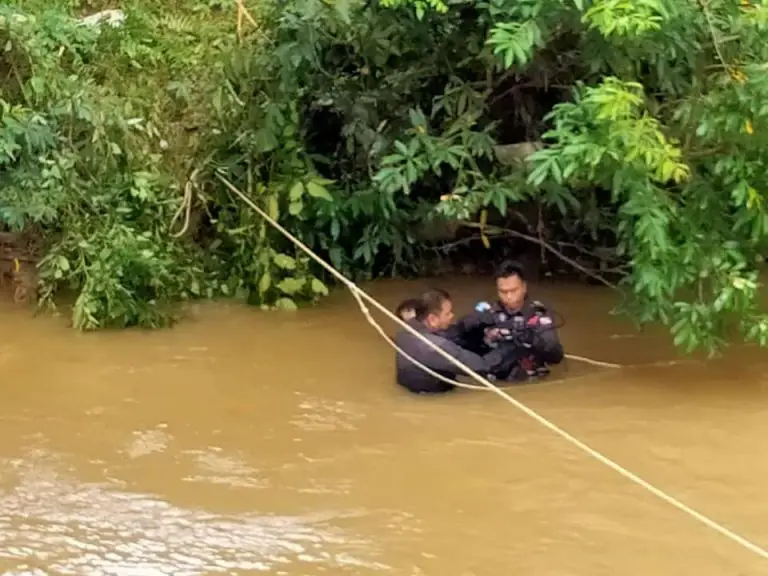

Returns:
273,253,297,270
289,201,303,216
275,297,298,311
258,271,271,294
306,180,333,201
277,277,305,294
254,127,278,153
311,278,329,295
267,196,279,219
289,181,305,201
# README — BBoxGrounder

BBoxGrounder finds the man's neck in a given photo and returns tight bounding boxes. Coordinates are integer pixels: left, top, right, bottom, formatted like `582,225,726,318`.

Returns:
409,318,434,332
498,298,528,314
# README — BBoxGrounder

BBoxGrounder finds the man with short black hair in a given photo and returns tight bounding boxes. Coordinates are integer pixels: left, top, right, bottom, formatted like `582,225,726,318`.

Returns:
394,289,521,394
448,260,564,381
395,297,422,321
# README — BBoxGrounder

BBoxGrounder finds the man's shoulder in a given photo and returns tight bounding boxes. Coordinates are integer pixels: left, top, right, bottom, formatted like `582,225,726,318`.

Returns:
525,298,556,327
525,297,550,311
395,321,445,343
395,321,419,340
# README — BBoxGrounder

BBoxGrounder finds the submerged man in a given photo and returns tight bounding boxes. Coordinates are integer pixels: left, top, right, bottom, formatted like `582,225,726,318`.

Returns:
448,260,564,381
394,289,522,394
395,298,422,322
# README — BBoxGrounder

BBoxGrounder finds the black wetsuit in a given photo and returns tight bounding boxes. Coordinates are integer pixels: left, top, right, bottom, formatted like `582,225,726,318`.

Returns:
445,298,564,381
394,319,520,394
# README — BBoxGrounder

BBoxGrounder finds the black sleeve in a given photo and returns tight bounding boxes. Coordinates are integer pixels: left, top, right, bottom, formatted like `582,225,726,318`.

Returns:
483,341,526,374
456,309,496,334
419,335,498,376
531,325,564,364
443,309,495,345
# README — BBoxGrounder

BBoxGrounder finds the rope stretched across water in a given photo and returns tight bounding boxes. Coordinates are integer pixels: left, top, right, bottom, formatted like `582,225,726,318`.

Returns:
216,172,768,562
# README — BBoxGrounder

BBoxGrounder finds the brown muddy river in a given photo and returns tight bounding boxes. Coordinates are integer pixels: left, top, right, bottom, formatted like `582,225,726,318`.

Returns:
1,277,768,575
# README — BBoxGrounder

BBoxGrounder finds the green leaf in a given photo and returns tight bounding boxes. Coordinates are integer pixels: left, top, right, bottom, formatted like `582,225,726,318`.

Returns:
289,181,305,201
527,159,551,186
334,0,351,24
394,140,409,156
289,201,303,216
311,278,329,296
273,253,296,270
254,127,278,153
258,271,271,294
267,196,279,219
275,297,298,311
277,277,305,294
306,180,333,201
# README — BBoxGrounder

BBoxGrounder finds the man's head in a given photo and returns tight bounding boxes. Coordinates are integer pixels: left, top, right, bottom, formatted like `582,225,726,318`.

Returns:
495,260,527,311
395,298,421,321
415,289,454,331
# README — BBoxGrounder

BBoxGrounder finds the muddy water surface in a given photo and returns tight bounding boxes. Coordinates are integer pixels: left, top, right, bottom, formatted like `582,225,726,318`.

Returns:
1,277,768,575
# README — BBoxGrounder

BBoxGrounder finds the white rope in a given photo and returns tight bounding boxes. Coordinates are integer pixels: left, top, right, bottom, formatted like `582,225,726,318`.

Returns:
217,172,768,562
567,353,620,368
348,289,488,391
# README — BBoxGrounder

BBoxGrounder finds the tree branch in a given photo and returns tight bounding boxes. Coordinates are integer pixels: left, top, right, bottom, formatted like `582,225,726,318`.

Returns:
458,220,621,290
698,0,728,71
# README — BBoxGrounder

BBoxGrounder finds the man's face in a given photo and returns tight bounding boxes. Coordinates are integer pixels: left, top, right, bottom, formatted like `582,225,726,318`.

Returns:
399,307,416,321
426,299,455,331
496,274,527,311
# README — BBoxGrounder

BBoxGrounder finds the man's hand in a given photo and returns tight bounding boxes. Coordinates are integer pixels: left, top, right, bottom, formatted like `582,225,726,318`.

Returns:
518,327,535,348
483,327,502,347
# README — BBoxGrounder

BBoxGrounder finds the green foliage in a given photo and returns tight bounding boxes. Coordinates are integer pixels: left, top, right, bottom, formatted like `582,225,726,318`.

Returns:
0,3,194,327
0,0,245,327
309,0,765,355
4,0,768,356
516,1,768,354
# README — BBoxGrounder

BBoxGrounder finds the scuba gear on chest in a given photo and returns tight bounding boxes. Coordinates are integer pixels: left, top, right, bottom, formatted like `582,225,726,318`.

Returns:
476,300,552,350
474,299,562,379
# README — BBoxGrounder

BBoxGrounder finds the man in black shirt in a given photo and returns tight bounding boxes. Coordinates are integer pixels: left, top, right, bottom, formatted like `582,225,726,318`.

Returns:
447,260,564,381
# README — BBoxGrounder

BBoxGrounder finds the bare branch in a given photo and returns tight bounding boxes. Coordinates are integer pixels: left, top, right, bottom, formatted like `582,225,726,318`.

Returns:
458,220,622,290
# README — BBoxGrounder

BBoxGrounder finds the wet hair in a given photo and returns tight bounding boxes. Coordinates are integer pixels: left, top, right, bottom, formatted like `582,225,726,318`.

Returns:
414,288,451,321
395,298,421,320
494,259,527,283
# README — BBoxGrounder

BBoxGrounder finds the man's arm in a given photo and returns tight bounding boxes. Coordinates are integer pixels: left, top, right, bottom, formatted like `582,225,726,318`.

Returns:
417,332,507,376
530,323,564,364
457,307,496,334
442,307,495,346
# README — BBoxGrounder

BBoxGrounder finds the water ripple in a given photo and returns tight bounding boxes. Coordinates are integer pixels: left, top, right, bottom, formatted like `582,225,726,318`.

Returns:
0,458,389,575
289,395,365,432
